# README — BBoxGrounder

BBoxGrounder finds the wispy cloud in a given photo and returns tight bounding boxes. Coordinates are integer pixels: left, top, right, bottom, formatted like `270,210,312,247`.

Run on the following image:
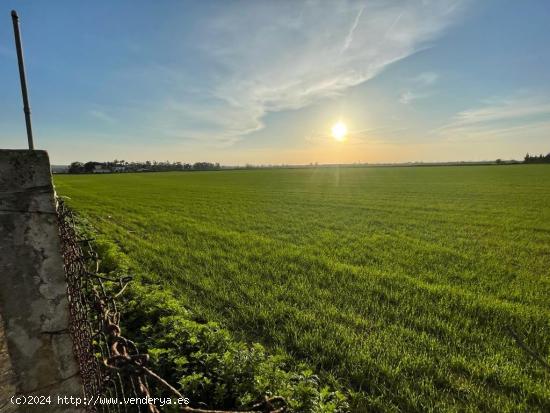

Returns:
449,99,550,125
414,71,439,86
89,109,117,123
399,71,439,104
399,90,431,104
155,0,466,144
437,94,550,141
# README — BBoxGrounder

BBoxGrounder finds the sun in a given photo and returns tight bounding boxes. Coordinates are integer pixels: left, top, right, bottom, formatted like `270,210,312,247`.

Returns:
331,121,348,141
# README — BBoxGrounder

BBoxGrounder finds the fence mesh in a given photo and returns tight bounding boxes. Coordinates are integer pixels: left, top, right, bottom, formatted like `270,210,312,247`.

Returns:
56,199,286,413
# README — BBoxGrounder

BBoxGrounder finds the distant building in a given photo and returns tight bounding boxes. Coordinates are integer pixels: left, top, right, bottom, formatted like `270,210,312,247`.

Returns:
93,164,111,173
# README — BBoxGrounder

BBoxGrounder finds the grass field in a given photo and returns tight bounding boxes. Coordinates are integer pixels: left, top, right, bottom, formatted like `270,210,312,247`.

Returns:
55,165,550,412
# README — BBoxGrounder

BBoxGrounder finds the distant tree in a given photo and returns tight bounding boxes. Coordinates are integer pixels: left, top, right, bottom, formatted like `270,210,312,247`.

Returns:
84,161,98,173
67,159,225,173
496,158,502,164
524,152,550,164
193,162,219,170
68,162,84,174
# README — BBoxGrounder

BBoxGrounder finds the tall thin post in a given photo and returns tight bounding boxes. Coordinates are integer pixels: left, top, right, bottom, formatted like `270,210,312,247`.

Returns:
11,10,34,150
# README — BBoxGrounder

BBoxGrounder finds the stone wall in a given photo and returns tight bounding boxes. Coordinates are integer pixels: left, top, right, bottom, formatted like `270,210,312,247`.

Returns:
0,150,82,412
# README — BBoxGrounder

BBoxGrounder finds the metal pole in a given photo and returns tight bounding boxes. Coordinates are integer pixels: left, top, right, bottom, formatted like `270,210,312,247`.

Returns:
11,10,35,150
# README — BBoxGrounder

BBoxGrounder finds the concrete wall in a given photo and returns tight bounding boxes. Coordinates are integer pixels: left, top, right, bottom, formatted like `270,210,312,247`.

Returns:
0,313,17,413
0,150,82,412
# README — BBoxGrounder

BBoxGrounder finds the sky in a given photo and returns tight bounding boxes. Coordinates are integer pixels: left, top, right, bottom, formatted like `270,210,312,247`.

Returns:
1,0,549,165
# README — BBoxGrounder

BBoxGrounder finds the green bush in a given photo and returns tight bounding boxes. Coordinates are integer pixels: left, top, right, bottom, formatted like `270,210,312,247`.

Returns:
94,237,131,274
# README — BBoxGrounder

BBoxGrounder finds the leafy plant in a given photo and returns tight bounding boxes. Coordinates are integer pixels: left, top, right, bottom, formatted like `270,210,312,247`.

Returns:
90,235,349,412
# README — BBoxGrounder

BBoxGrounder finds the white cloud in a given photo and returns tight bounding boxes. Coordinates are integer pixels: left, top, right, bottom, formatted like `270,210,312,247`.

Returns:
414,71,439,85
450,99,550,125
158,0,466,144
399,71,439,104
399,90,431,104
437,95,550,141
88,109,116,123
155,98,265,146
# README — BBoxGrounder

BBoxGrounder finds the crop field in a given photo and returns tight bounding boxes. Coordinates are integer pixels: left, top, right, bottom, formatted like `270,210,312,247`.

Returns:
54,165,550,412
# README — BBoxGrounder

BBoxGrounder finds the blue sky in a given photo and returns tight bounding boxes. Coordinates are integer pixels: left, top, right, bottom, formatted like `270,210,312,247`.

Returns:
1,0,549,164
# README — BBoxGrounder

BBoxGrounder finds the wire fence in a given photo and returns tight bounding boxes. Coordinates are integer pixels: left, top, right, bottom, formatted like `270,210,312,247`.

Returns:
56,199,286,413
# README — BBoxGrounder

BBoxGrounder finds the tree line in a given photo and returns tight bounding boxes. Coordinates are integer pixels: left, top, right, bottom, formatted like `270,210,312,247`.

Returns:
524,153,550,164
66,153,550,174
68,160,221,174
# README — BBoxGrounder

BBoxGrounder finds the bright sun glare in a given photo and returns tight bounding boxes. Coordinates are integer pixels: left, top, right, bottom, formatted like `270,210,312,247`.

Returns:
331,121,348,141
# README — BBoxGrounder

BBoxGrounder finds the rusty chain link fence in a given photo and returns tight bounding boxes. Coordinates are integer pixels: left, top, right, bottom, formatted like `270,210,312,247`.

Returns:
56,199,286,413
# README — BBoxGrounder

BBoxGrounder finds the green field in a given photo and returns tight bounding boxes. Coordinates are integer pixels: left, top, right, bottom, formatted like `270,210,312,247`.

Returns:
55,165,550,412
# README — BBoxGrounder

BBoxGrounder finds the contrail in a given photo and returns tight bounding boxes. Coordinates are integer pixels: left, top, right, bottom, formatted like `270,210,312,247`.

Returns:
342,5,365,52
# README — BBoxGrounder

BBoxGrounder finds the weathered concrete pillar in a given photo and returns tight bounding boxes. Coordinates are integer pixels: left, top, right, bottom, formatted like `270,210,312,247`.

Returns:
0,150,82,412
